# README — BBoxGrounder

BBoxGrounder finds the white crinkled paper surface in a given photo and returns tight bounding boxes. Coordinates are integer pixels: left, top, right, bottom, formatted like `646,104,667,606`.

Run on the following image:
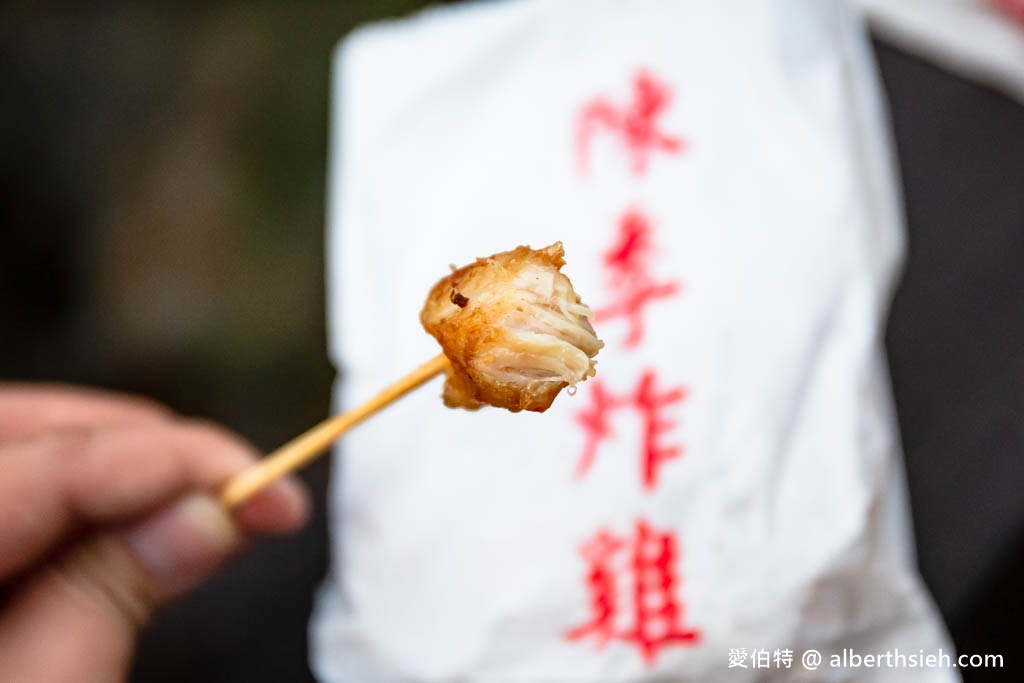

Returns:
312,1,957,681
855,0,1024,104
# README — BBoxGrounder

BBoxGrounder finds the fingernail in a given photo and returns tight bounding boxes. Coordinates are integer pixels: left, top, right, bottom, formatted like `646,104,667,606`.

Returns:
124,494,242,595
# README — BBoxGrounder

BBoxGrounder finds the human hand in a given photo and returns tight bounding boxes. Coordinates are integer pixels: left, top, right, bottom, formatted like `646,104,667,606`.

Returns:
0,384,310,683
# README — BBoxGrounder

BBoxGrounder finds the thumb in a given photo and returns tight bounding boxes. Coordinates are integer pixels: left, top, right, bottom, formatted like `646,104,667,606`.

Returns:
122,494,242,599
0,494,242,683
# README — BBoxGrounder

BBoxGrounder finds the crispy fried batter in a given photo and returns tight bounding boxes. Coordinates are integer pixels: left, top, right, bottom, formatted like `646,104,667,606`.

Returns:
420,242,603,413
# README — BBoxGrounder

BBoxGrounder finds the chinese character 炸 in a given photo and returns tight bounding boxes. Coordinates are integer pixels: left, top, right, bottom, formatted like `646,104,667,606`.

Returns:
575,371,687,490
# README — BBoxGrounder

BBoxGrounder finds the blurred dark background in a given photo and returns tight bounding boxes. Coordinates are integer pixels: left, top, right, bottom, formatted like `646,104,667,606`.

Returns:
0,2,1020,682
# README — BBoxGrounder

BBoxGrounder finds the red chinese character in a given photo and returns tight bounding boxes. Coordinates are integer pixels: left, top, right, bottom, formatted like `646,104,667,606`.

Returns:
566,520,701,664
593,208,681,348
574,380,623,480
576,69,685,175
564,530,624,647
575,371,687,490
634,371,686,489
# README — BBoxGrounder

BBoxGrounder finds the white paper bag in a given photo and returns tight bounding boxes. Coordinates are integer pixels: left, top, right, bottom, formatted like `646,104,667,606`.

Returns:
855,0,1024,104
312,1,956,681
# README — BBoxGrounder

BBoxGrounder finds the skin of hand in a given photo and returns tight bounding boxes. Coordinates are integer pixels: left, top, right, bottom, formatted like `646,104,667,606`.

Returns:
0,384,310,683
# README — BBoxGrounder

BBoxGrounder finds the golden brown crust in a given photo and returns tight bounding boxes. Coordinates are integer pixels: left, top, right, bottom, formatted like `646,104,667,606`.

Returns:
420,242,603,413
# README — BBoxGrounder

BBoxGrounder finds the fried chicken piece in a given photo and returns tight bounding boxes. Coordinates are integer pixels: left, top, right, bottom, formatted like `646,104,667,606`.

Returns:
420,242,603,413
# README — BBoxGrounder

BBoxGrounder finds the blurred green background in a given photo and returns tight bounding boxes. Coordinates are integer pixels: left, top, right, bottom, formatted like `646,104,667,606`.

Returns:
2,1,456,441
0,2,447,681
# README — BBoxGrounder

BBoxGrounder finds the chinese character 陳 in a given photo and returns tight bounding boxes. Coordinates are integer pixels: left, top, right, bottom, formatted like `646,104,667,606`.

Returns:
566,520,701,664
576,68,686,175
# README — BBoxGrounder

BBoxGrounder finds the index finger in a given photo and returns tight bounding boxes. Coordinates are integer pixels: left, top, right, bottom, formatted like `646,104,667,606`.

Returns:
0,419,309,579
0,385,171,442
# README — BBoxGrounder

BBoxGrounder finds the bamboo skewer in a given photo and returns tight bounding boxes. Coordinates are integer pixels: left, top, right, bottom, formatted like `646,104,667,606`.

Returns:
220,353,451,508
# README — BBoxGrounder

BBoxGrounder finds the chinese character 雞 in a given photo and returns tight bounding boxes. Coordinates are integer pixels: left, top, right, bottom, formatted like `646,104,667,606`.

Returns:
563,530,624,647
566,520,701,664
